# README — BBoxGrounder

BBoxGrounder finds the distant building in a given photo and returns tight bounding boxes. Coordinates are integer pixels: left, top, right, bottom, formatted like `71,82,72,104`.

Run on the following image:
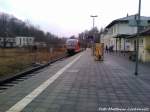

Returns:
0,37,35,48
15,37,34,47
102,14,150,52
0,37,16,48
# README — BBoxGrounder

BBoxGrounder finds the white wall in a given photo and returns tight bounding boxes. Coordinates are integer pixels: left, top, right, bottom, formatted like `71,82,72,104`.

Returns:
111,23,137,36
118,23,137,34
128,39,135,51
102,33,112,47
16,37,34,47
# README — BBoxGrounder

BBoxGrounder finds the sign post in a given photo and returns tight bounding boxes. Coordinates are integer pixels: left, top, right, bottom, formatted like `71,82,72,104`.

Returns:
128,0,142,76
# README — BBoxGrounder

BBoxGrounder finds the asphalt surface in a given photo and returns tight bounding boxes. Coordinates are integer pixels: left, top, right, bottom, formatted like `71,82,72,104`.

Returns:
0,49,150,112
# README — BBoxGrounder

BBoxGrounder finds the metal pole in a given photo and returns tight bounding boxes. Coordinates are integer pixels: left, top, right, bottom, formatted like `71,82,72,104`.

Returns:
124,38,126,56
135,0,141,76
93,18,95,28
116,38,117,54
90,15,98,55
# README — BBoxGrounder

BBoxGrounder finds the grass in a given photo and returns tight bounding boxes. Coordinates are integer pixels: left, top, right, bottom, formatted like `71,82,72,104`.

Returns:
0,48,66,77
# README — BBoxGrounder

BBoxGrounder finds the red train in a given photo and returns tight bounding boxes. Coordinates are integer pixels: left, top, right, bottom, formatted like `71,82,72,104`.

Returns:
66,38,80,55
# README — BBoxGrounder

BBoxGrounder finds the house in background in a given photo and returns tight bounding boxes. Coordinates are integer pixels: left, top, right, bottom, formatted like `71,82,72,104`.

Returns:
101,14,150,52
127,28,150,62
0,37,35,48
16,37,34,47
0,37,16,48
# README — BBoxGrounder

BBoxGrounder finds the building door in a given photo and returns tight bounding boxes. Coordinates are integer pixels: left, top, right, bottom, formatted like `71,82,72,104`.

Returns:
134,40,136,51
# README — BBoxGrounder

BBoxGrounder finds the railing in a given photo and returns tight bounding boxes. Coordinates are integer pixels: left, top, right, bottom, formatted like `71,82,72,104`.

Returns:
0,46,66,77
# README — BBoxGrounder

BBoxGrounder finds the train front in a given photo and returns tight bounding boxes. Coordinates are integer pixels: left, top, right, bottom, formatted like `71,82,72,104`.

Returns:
66,39,80,55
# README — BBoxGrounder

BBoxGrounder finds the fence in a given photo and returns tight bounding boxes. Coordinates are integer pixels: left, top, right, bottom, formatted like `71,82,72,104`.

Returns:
0,46,66,77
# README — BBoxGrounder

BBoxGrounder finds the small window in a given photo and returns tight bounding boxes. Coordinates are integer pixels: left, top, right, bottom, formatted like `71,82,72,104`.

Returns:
141,39,143,44
20,38,21,45
139,39,143,45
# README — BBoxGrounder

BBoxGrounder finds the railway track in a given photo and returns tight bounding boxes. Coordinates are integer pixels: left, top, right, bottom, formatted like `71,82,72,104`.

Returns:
0,54,68,93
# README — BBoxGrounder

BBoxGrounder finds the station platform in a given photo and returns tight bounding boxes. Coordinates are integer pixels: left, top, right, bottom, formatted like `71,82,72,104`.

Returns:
0,49,150,112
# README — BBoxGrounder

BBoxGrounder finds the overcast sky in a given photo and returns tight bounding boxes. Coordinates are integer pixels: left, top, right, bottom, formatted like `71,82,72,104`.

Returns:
0,0,149,37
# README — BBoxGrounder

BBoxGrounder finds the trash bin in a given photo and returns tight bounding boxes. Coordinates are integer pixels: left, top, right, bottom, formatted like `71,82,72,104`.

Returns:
94,43,104,61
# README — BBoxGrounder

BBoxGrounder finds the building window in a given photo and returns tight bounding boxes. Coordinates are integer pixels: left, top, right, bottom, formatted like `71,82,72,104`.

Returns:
27,38,29,43
20,38,21,45
140,39,143,45
141,39,143,44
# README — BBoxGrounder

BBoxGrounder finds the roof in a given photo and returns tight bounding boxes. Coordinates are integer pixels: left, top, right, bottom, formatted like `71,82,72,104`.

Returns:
127,27,150,39
113,34,131,38
140,27,150,36
106,15,150,28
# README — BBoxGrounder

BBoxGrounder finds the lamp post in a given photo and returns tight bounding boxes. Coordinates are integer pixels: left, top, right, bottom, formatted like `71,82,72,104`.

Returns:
135,0,141,76
90,15,98,55
90,15,98,29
